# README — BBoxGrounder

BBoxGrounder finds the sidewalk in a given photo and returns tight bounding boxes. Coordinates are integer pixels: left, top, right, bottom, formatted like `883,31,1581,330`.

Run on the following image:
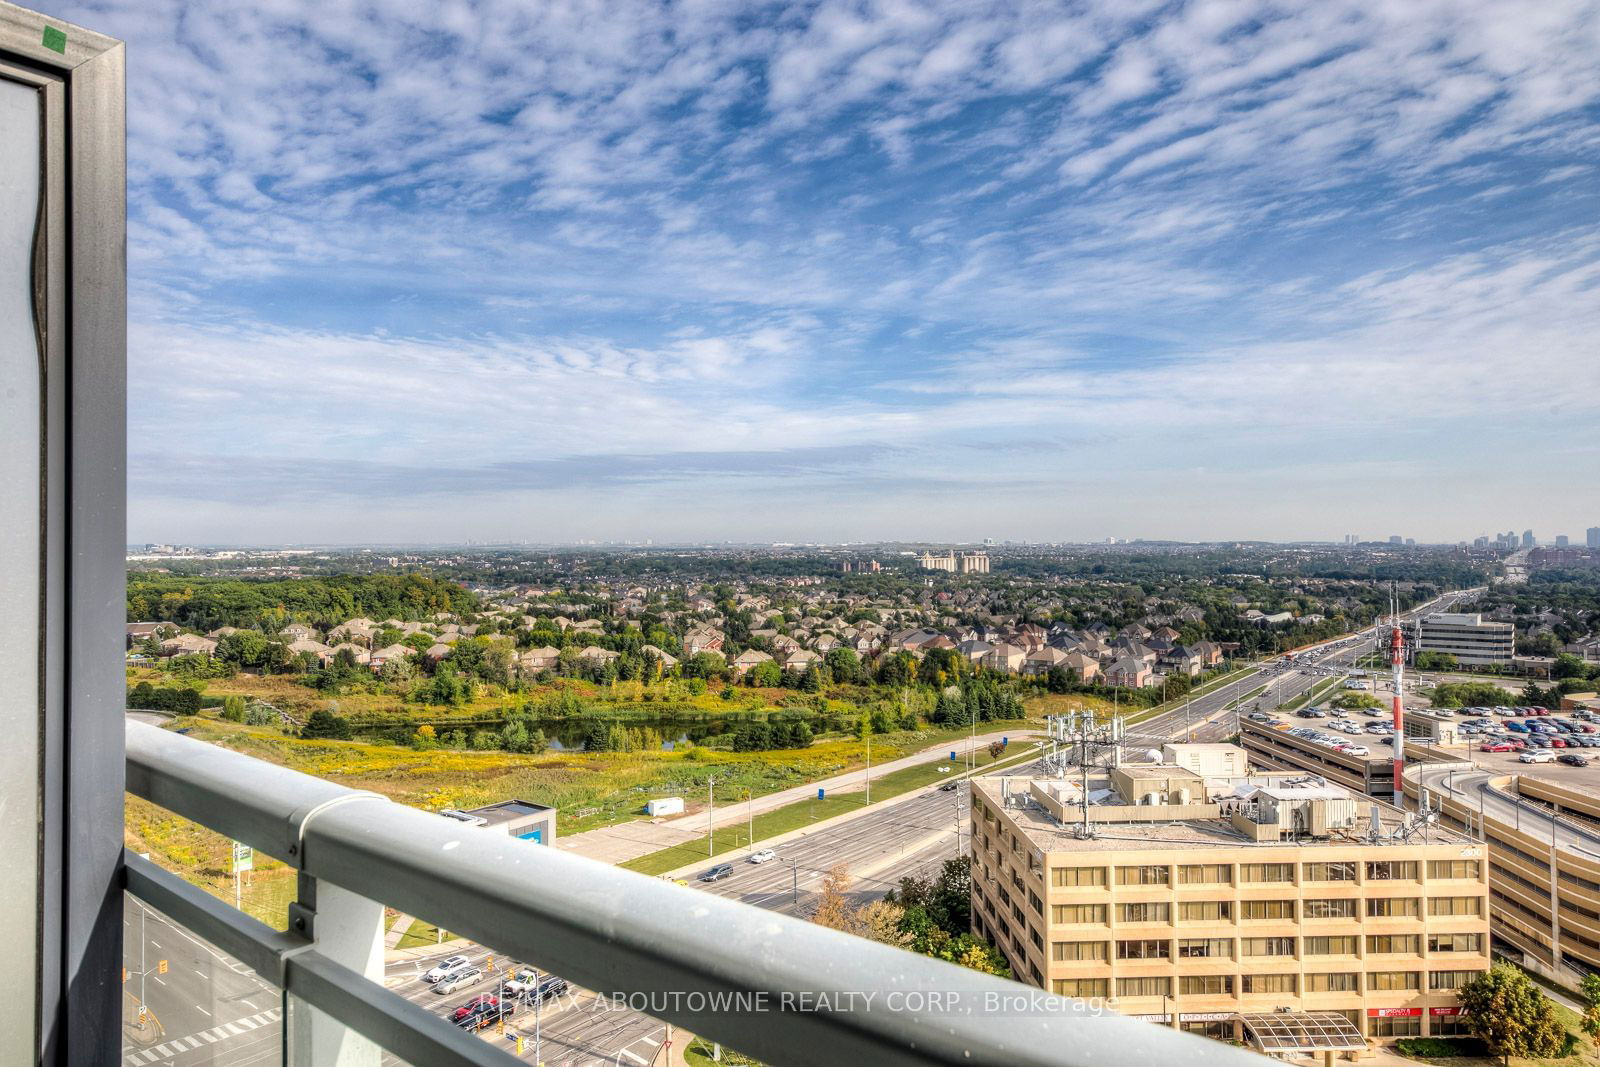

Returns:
555,726,1037,865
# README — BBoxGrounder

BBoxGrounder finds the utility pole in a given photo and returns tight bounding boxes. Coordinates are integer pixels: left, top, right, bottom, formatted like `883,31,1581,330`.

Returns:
866,730,872,805
747,789,754,851
533,967,542,1066
708,776,718,858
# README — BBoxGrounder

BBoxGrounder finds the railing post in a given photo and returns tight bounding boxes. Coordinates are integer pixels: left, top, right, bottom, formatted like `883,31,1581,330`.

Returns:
287,875,385,1066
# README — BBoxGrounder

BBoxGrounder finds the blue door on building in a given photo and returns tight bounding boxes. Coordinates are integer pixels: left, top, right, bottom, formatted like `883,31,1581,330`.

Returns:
518,829,543,844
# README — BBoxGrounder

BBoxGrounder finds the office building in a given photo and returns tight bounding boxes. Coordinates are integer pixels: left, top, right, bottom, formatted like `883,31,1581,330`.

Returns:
970,756,1489,1046
1557,535,1570,548
1588,527,1600,549
1522,530,1536,548
1415,613,1514,667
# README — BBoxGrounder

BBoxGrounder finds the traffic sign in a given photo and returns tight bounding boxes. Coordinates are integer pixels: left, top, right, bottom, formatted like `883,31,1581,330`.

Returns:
232,841,254,873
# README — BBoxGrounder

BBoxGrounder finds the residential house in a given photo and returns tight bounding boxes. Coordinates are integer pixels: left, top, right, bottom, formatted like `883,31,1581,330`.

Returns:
781,649,821,673
1104,656,1152,688
731,649,772,678
578,647,620,666
683,626,725,657
518,647,561,673
126,621,175,648
640,645,678,670
368,643,413,670
983,642,1027,674
160,634,217,658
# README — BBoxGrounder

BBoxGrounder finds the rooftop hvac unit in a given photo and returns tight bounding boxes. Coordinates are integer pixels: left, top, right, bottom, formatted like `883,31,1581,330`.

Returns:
1141,792,1162,806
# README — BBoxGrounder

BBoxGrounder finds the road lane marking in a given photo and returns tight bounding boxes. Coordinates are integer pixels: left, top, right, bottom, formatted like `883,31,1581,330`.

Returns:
194,1004,210,1016
185,1036,203,1049
224,1023,245,1036
241,998,256,1010
202,1031,218,1042
619,1048,648,1064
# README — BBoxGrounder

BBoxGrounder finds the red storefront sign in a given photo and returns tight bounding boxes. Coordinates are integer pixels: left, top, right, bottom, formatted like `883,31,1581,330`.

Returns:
1368,1007,1423,1018
1430,1007,1462,1016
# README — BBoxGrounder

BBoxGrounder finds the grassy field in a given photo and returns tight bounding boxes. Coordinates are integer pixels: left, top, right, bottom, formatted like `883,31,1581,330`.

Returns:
125,711,1040,923
619,739,1042,876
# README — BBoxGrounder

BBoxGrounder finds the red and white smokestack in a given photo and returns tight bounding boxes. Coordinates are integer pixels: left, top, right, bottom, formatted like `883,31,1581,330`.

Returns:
1391,599,1405,797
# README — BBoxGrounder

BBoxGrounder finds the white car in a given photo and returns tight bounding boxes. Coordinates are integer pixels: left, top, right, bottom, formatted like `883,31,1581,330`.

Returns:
423,955,472,984
748,848,776,864
434,966,482,994
1519,750,1556,764
1341,745,1370,756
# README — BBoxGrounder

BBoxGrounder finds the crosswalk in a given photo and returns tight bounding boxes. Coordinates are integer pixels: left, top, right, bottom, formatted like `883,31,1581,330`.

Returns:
123,1007,282,1064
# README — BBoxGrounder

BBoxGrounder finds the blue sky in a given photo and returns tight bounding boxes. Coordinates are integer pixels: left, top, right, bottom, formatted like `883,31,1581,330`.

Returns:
53,0,1600,544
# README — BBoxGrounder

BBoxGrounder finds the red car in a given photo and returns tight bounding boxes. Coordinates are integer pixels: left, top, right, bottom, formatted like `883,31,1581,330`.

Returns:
1480,742,1514,752
1548,738,1567,748
452,995,500,1027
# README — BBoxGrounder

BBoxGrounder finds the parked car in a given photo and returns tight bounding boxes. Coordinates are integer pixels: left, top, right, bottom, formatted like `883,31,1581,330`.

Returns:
435,966,483,994
1558,753,1591,767
748,848,776,864
1520,750,1557,764
1480,742,1515,752
424,955,472,984
699,864,734,883
1340,745,1370,756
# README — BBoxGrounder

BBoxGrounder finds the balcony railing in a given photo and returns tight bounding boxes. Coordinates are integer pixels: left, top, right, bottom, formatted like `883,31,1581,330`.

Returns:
123,719,1261,1065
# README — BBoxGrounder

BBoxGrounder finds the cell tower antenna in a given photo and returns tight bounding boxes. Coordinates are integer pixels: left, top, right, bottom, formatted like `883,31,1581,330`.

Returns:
1390,584,1406,800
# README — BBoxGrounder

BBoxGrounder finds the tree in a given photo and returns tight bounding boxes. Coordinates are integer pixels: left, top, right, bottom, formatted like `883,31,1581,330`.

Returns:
411,723,437,749
1457,962,1567,1065
221,695,247,722
1581,973,1600,1049
301,710,353,741
811,863,855,932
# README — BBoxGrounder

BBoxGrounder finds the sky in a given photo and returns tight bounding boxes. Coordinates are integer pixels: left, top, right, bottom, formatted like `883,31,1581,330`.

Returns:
52,0,1600,545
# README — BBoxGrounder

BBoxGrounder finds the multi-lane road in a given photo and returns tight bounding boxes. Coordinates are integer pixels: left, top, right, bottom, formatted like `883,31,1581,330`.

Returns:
121,895,283,1066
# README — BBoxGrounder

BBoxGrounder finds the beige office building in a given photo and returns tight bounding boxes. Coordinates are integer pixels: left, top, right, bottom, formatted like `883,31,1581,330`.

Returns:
970,754,1489,1047
1414,613,1514,667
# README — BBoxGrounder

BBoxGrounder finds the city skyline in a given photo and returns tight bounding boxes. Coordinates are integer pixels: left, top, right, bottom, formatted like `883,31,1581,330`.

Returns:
57,0,1600,544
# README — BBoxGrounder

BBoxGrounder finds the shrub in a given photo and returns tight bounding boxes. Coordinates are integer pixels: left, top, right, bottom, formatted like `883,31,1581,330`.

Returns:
1393,1036,1488,1058
301,710,354,741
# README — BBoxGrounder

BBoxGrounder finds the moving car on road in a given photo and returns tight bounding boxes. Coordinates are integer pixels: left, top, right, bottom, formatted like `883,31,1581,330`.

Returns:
435,966,483,994
748,848,776,864
699,864,734,882
424,955,472,984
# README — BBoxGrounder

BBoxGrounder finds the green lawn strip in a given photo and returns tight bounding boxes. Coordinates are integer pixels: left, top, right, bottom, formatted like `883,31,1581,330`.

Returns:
397,920,455,949
1278,676,1346,714
1123,667,1261,726
620,743,1040,877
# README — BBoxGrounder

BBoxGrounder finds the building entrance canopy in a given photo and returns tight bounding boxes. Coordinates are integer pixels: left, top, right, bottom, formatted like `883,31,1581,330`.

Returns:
1237,1011,1367,1054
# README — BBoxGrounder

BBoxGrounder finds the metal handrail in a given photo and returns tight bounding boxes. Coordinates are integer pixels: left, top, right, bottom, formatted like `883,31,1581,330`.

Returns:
125,720,1261,1066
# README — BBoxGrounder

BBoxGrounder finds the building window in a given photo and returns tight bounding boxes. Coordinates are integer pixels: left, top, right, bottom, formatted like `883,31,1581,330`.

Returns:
1370,1014,1421,1038
1433,1014,1473,1037
1178,938,1233,960
1428,933,1483,954
1305,972,1360,993
1116,977,1172,998
1053,903,1108,924
1117,902,1171,923
1304,936,1358,956
1303,898,1357,919
1240,899,1296,921
1116,939,1171,960
1051,940,1107,962
1183,1020,1235,1039
1366,935,1420,955
1366,861,1419,881
1116,865,1170,886
1179,900,1232,922
1180,975,1235,996
1029,890,1044,915
1303,861,1358,882
1367,898,1420,918
1178,863,1232,885
1241,973,1297,994
1053,978,1108,999
1368,971,1421,991
1243,937,1296,957
1053,866,1107,888
1240,863,1295,884
1427,897,1481,917
1428,860,1481,880
1430,970,1482,992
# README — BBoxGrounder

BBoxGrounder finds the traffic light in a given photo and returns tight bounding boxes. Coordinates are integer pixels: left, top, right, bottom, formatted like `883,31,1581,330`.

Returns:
157,959,168,975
